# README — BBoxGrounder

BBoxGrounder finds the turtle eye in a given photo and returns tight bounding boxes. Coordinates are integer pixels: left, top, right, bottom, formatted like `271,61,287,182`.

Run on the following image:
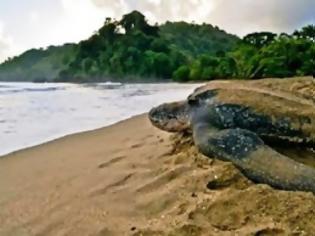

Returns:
188,95,199,106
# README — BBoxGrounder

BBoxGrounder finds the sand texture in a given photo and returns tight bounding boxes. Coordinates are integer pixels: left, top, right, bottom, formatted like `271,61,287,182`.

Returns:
1,114,315,236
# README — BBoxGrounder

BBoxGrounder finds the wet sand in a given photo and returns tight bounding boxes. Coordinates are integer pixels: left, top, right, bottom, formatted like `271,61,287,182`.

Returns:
1,114,315,236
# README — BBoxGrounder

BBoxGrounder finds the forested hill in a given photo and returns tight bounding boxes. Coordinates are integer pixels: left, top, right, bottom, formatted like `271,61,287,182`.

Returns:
159,21,239,57
0,44,78,82
0,11,314,82
0,11,238,82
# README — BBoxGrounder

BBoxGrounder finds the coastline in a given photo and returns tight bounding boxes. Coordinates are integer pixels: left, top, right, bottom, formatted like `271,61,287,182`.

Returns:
1,114,315,235
0,113,147,158
0,82,202,157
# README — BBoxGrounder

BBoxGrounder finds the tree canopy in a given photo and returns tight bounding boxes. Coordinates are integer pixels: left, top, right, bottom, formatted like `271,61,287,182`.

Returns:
175,26,315,81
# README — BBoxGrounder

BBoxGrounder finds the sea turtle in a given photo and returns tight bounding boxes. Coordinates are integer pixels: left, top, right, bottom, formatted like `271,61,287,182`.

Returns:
149,77,315,193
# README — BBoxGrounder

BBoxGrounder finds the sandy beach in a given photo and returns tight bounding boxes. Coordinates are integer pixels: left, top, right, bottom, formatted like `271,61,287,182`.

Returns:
1,114,315,236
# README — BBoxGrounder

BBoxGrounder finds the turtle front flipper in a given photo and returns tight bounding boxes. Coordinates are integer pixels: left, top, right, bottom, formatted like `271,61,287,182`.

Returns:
193,123,315,194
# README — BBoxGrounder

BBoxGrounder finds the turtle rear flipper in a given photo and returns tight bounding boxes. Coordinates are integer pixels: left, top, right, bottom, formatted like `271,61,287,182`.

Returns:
193,123,315,194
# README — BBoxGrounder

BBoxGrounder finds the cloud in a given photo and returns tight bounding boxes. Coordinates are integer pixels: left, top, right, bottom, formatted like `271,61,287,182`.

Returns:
208,0,315,35
89,0,315,35
1,0,109,62
0,21,17,62
47,0,116,44
29,11,40,23
14,0,111,51
91,0,215,23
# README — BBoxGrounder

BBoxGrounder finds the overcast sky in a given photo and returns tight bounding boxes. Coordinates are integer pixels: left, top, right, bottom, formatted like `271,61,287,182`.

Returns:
0,0,314,62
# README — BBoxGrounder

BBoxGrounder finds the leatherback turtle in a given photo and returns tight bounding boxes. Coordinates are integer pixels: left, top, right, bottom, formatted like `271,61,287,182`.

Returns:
149,77,315,193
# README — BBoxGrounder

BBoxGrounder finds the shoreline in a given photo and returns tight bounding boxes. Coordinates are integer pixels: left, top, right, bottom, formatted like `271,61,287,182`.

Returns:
0,113,147,158
1,114,315,235
0,82,202,158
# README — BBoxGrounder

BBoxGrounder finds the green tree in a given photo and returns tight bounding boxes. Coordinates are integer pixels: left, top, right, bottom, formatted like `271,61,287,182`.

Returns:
173,65,190,81
294,25,315,41
230,44,259,78
243,32,277,48
98,18,118,42
120,11,158,36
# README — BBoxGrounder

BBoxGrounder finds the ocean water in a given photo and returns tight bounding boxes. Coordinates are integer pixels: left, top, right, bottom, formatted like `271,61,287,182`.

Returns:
0,82,202,156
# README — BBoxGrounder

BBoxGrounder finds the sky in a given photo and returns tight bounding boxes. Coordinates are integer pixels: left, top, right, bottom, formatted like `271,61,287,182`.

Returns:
0,0,314,62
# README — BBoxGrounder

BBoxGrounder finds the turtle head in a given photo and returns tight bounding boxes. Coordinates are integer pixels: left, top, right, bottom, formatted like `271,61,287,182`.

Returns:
149,101,190,132
149,87,218,132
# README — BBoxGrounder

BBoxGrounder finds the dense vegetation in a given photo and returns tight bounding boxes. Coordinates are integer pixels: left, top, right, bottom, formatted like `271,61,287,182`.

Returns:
0,11,314,82
57,11,239,82
174,28,315,81
0,44,78,82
